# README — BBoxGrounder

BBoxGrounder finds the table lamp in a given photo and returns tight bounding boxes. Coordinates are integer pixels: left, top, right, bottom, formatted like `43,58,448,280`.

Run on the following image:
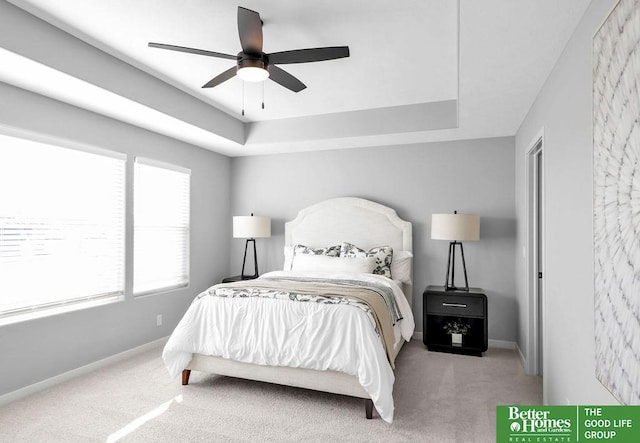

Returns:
233,213,271,279
431,211,480,291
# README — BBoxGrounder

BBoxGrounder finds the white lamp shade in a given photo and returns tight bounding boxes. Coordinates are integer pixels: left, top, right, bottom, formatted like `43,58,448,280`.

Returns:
233,215,271,238
431,213,480,241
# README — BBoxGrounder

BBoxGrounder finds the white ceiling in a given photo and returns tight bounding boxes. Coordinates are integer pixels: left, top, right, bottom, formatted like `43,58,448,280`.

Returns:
3,0,591,156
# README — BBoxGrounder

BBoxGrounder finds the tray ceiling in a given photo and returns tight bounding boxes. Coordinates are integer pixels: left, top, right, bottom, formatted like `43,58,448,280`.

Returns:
2,0,591,156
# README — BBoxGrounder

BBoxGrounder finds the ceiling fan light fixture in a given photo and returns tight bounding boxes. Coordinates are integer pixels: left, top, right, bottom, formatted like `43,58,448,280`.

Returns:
237,57,269,82
237,66,269,82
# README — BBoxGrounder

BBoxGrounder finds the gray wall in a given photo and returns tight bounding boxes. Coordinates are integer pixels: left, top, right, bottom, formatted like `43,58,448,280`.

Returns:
230,137,516,342
515,0,617,404
0,83,231,396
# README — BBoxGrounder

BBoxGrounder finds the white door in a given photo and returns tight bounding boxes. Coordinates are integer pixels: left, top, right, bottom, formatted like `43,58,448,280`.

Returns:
528,138,544,376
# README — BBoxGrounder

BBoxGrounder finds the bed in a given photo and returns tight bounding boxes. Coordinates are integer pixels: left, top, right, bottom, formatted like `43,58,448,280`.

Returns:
162,197,414,422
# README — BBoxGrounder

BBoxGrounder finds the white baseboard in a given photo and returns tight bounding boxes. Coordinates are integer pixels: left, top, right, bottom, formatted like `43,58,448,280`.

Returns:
488,339,517,349
0,336,169,407
515,342,539,376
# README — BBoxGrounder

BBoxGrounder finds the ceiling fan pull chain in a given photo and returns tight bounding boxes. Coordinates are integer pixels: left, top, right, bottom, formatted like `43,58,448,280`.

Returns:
241,81,245,116
262,82,265,110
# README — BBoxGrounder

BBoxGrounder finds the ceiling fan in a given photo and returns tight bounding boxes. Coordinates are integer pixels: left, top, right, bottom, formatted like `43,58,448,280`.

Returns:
148,6,350,93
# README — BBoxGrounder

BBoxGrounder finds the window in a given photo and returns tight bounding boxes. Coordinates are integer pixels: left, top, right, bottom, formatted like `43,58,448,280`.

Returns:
133,158,190,295
0,133,125,320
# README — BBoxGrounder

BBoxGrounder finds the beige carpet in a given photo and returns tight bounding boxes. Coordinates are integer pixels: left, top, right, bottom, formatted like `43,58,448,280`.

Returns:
0,340,541,442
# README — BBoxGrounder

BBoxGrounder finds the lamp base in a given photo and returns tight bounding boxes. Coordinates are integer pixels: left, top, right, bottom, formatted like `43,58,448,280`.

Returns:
241,238,259,279
445,286,469,292
222,275,258,283
444,241,470,292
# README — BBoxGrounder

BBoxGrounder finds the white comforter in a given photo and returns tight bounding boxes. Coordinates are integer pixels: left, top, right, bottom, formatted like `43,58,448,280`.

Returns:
162,270,415,423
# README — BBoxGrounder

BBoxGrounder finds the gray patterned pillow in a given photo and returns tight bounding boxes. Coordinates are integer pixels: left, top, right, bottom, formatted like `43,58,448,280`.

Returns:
340,242,393,278
293,244,341,259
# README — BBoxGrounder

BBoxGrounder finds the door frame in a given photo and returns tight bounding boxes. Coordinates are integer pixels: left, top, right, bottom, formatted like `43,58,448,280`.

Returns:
525,129,545,377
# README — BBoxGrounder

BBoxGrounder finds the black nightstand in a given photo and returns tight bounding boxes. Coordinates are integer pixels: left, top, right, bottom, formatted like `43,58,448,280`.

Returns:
221,275,258,283
423,285,488,356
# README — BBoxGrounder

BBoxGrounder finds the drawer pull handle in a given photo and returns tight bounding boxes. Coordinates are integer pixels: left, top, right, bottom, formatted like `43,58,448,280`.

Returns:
442,302,467,308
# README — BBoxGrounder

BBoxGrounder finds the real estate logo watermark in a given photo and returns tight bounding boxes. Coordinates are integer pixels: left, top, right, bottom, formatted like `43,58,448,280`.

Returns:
496,405,640,442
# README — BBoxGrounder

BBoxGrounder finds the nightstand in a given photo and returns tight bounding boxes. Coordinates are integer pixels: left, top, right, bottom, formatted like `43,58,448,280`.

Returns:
221,275,258,283
423,285,488,356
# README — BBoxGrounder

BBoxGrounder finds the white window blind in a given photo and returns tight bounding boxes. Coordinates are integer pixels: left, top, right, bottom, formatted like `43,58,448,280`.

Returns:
0,133,125,319
134,158,190,295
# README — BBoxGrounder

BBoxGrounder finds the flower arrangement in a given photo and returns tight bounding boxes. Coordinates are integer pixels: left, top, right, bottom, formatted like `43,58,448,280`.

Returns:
443,320,470,335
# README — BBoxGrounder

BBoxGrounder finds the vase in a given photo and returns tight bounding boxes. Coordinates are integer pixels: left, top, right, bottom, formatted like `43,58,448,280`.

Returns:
451,333,463,346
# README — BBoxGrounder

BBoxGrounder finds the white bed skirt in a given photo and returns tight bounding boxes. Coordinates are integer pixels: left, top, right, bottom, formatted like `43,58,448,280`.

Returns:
186,336,405,400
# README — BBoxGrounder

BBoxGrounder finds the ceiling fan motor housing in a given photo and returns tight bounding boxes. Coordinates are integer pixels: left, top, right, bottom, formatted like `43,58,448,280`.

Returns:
237,52,268,71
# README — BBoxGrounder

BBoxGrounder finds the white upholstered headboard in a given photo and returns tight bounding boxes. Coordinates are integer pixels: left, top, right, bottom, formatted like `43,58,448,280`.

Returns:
285,197,413,307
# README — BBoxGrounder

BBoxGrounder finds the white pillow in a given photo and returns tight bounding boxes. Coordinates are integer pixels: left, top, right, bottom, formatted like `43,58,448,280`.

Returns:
340,242,393,278
283,244,342,271
283,245,294,270
391,250,413,284
291,254,376,274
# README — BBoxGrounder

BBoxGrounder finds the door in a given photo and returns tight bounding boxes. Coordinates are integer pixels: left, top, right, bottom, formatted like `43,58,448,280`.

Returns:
528,138,544,376
535,147,543,375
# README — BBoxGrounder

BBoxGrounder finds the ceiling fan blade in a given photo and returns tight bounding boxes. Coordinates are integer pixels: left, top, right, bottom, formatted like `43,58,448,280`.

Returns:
237,7,263,53
149,42,236,60
268,46,350,64
202,66,237,88
268,65,306,93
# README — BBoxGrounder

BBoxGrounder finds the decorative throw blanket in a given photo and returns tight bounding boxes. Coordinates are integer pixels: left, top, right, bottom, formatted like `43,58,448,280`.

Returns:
202,277,398,368
260,275,404,325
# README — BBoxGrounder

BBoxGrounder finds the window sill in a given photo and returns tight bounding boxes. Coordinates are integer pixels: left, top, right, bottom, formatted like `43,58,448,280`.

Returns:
0,295,124,327
133,283,189,299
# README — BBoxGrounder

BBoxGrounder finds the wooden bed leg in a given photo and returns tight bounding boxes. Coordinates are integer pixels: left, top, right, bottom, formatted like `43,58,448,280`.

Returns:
365,399,373,419
182,369,191,385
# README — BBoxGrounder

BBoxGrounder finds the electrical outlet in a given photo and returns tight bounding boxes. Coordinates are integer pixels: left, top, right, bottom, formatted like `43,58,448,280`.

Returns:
156,314,162,327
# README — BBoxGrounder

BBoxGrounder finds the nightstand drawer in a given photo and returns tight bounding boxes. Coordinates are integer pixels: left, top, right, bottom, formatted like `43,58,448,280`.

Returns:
426,294,484,317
